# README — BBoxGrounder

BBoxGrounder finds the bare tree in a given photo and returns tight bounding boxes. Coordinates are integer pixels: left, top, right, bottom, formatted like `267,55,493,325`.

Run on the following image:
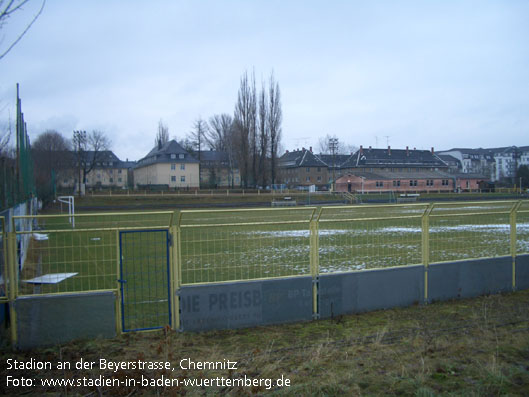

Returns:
73,130,111,195
189,117,207,162
155,119,169,148
268,72,282,186
249,71,257,187
0,107,12,156
257,80,268,187
206,113,238,188
205,113,233,151
233,71,255,188
32,129,70,200
0,0,46,61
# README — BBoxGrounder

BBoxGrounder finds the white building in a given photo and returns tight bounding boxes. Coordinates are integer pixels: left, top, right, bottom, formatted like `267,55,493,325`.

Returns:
494,146,529,181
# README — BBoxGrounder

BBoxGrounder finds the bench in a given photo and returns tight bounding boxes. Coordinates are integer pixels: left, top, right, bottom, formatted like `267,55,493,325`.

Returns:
397,194,420,203
271,198,297,207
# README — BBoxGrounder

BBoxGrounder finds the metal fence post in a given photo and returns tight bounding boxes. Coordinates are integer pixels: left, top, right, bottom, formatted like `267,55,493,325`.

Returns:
310,209,320,319
115,229,123,334
172,224,182,330
0,217,6,305
7,231,18,347
422,203,434,303
510,200,522,291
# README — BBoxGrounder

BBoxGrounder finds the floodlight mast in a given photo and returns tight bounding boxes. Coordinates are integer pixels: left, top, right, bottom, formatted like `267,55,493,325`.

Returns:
329,137,338,191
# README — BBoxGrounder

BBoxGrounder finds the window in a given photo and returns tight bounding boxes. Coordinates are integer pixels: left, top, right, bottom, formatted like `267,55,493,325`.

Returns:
306,176,310,182
109,162,113,166
409,180,417,187
171,164,176,170
376,181,383,188
317,167,321,172
317,176,322,182
170,154,176,159
426,180,434,186
442,179,449,186
393,180,401,187
181,176,186,182
180,164,185,170
179,154,184,159
118,169,122,174
306,167,310,172
97,174,101,179
109,177,113,183
118,178,122,182
171,176,176,182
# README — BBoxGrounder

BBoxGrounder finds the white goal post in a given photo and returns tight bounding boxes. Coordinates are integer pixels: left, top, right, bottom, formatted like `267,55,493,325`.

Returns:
57,196,75,228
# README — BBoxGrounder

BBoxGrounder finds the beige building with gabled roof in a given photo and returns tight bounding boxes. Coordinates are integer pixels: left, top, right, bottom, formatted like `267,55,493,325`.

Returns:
134,140,200,189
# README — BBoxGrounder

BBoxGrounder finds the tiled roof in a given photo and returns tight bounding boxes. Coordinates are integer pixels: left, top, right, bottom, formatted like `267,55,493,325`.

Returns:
341,148,448,168
437,154,461,165
279,149,328,168
316,154,352,168
137,140,198,167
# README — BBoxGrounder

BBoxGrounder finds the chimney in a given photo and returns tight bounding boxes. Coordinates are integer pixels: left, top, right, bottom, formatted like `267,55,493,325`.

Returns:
388,146,391,156
286,150,289,153
368,146,372,150
413,147,416,151
359,145,363,155
309,146,312,152
406,146,409,157
431,147,434,154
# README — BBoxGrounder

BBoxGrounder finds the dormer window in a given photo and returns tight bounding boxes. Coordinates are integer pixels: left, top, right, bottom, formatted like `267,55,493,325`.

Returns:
170,154,176,159
179,154,185,159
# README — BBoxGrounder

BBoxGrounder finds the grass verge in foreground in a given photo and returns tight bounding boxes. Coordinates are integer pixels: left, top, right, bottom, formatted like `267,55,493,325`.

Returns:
1,291,529,396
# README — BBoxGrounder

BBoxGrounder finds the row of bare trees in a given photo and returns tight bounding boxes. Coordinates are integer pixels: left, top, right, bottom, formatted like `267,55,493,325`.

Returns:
31,129,111,199
182,71,282,188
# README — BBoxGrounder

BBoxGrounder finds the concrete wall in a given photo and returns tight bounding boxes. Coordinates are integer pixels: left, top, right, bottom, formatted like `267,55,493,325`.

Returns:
428,257,512,302
319,265,424,318
515,254,529,290
179,276,313,332
15,292,116,350
10,256,529,347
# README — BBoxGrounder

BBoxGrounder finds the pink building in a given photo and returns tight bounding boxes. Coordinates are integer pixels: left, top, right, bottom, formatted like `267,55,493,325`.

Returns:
336,172,484,193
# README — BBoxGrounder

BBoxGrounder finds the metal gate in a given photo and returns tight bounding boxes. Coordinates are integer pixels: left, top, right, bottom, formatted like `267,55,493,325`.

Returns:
119,229,171,332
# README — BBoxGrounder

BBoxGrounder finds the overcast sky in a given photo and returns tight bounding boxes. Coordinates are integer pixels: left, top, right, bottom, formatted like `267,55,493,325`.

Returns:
1,0,528,161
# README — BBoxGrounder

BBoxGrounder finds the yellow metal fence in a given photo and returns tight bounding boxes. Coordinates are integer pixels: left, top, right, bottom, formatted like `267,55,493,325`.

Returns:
2,200,528,341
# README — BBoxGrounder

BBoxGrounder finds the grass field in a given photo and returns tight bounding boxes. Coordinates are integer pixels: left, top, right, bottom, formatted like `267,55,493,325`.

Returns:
17,200,529,291
2,290,529,395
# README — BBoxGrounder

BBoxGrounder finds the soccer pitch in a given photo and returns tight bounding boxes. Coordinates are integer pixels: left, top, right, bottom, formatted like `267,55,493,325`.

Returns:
16,200,529,296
